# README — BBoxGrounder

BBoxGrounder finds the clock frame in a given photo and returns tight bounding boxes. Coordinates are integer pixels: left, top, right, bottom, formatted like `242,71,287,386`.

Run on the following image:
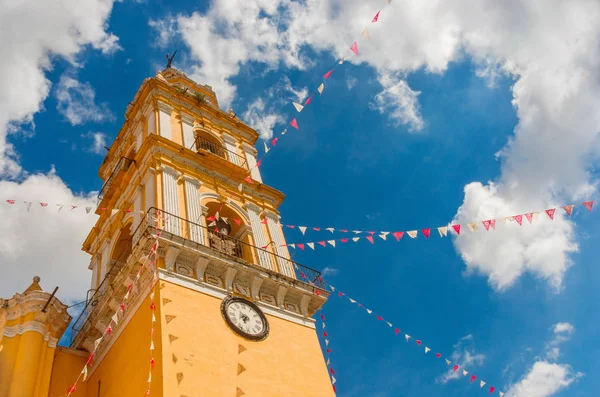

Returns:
221,296,270,341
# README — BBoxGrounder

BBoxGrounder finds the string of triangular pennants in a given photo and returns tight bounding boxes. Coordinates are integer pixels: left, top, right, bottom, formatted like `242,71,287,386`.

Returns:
325,284,504,396
278,201,594,250
318,314,338,395
239,0,393,191
65,212,164,396
2,199,150,216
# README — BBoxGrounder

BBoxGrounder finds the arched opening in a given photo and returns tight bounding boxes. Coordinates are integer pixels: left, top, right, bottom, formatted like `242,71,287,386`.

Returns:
204,202,252,262
109,223,132,274
194,129,226,159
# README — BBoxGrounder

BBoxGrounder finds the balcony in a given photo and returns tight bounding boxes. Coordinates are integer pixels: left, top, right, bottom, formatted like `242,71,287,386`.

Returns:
97,157,135,203
190,135,248,170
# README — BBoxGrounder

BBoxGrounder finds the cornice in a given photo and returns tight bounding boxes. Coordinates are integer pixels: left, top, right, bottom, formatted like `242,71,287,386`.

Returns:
3,322,59,348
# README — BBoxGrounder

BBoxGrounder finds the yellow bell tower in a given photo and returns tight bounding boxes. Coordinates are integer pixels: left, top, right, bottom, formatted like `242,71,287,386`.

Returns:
66,68,333,396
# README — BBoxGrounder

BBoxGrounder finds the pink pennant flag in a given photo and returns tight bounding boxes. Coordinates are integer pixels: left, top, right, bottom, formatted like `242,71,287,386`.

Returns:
244,175,254,184
6,200,15,204
393,231,404,241
323,69,333,79
482,220,492,231
40,202,48,207
372,11,380,22
470,375,477,383
297,243,305,250
436,353,442,358
395,328,400,335
271,137,278,146
314,227,321,231
545,208,556,219
290,118,299,129
67,384,77,393
206,215,216,222
583,200,594,212
422,228,431,239
350,41,359,56
366,235,374,244
327,349,333,355
323,331,328,337
256,159,262,168
453,365,459,373
329,367,335,374
376,316,383,321
513,214,523,226
315,290,322,296
415,340,421,345
525,213,534,224
341,238,348,243
234,219,241,226
338,291,344,297
318,241,326,247
452,224,461,235
321,314,325,320
304,95,313,105
489,386,496,394
563,204,574,216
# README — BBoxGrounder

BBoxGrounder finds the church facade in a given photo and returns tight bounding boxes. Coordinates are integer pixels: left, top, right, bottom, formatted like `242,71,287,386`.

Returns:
0,68,333,397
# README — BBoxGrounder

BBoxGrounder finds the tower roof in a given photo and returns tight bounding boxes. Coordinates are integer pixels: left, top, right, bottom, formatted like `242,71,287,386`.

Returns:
23,276,42,294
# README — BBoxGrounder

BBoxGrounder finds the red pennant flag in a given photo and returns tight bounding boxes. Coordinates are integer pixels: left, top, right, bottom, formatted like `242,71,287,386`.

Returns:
206,215,216,222
286,224,295,228
422,228,431,239
86,353,94,365
350,41,359,55
366,235,374,244
6,200,15,204
323,69,333,79
256,159,262,168
563,204,574,216
583,200,594,212
341,238,348,243
338,292,344,297
106,325,113,335
120,302,126,311
150,357,156,369
452,224,461,235
489,386,496,394
244,175,253,184
545,208,556,219
525,213,534,224
297,243,305,250
67,384,77,393
513,214,523,226
313,227,321,231
40,202,48,207
490,219,496,230
416,340,421,345
395,328,400,335
436,353,442,358
320,314,325,320
300,271,306,279
318,241,326,247
368,231,376,235
470,375,477,383
393,231,404,241
290,118,299,129
482,220,491,231
340,229,348,232
453,365,459,373
150,302,156,311
372,11,380,22
315,290,321,296
376,316,383,321
332,385,337,393
261,218,268,224
271,137,278,146
329,367,335,374
304,95,313,105
323,331,328,337
234,219,241,225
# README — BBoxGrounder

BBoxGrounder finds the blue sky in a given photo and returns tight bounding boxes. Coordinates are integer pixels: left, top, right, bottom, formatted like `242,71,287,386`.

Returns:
1,1,599,396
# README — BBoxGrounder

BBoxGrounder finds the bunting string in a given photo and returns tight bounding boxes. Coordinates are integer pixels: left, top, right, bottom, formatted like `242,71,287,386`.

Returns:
65,211,165,397
318,313,338,395
239,0,394,192
276,201,594,251
325,283,503,396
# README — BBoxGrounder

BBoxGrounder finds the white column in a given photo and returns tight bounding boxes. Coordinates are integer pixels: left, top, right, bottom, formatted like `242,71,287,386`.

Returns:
160,165,181,236
158,102,172,139
143,169,155,211
181,113,195,150
145,105,157,135
264,211,295,278
183,176,204,244
245,202,272,270
222,133,240,167
133,188,142,232
241,142,262,182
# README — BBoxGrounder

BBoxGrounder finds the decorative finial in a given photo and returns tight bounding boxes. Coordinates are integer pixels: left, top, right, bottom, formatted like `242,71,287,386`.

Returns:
165,50,177,69
33,276,41,283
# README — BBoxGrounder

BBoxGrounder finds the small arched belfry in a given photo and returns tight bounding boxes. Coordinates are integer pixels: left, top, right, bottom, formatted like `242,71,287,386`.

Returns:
33,67,333,396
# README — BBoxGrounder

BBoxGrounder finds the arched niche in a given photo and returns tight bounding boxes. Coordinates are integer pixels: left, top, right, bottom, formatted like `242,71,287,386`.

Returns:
194,126,226,158
109,220,133,272
203,201,253,263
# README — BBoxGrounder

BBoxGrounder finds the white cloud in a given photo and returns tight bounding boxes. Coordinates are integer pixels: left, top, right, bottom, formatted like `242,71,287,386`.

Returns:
372,71,424,131
545,322,575,360
0,0,120,178
438,334,485,384
0,169,97,303
552,323,575,336
322,267,339,276
83,132,109,155
242,98,284,140
55,73,115,126
346,76,358,90
505,361,582,397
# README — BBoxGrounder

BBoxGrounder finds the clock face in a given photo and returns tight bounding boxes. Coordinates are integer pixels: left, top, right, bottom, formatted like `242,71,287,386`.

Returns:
221,296,269,341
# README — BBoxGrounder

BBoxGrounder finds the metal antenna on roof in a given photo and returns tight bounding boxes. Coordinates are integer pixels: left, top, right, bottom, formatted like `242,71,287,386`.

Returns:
165,50,177,69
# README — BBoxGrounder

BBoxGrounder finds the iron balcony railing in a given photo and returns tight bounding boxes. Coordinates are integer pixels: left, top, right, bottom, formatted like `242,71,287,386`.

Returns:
97,157,135,202
190,135,248,170
134,207,325,287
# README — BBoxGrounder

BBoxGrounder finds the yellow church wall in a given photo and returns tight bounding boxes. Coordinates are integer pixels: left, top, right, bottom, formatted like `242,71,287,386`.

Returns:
83,290,163,397
159,281,334,397
47,348,88,397
0,334,20,396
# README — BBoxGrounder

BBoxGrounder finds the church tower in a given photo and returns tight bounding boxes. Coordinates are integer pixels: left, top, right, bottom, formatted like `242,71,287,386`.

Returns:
68,68,333,396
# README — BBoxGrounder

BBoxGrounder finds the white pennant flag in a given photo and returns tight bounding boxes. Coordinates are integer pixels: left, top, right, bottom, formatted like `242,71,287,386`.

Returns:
352,237,360,242
331,375,337,384
326,358,330,366
362,27,370,40
322,322,326,329
425,347,431,353
352,230,362,234
289,244,295,249
94,337,102,350
238,183,243,193
338,57,344,64
327,240,336,247
405,334,411,342
281,129,287,135
299,226,307,235
463,370,468,376
366,309,372,314
57,204,64,212
381,231,390,237
407,230,418,238
386,321,393,327
379,234,387,240
326,227,335,233
111,313,119,325
82,365,88,381
264,141,270,153
480,381,486,388
445,359,451,365
438,226,448,237
468,222,477,232
349,298,356,303
148,371,152,382
152,313,156,323
111,209,119,217
307,242,315,250
318,83,324,95
25,201,32,212
292,102,304,112
330,286,336,291
150,340,155,350
124,290,130,300
499,393,504,397
325,339,329,346
150,291,155,300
